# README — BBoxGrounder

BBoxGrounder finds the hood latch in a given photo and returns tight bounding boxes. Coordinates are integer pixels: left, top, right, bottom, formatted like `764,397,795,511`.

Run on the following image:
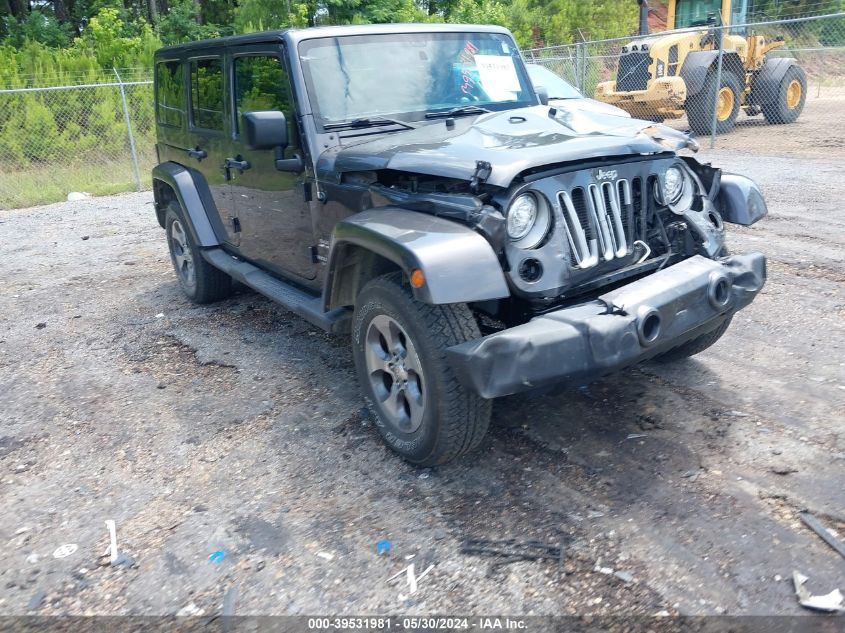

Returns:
470,160,492,193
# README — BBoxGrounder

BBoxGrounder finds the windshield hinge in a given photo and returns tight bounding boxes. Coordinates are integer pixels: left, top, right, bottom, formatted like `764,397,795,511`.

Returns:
470,160,492,193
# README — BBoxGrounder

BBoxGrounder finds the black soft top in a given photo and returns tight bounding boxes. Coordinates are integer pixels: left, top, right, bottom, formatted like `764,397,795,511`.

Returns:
154,22,512,58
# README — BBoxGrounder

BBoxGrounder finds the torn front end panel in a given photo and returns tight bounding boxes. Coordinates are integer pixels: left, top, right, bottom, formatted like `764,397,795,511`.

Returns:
446,253,766,398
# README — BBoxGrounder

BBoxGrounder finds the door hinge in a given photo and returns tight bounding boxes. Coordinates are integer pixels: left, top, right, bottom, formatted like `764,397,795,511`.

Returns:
303,182,313,202
232,217,241,233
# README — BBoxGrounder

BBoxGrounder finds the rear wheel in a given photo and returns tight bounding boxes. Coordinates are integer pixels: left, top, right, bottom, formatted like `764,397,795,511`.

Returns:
165,204,232,303
352,272,491,466
762,65,807,124
687,72,742,135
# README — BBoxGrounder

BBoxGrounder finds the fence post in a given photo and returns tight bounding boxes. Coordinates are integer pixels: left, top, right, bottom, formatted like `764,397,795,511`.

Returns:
709,26,725,150
577,42,587,93
113,68,142,192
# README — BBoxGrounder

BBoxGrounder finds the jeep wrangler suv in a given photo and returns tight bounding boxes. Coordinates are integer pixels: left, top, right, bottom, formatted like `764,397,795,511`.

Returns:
152,24,767,466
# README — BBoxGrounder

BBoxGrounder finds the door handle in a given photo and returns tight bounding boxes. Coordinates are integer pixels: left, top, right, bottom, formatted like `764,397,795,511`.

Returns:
223,157,251,180
187,147,207,160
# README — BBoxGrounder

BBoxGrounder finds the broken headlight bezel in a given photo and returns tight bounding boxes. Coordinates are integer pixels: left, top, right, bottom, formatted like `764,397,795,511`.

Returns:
655,162,696,214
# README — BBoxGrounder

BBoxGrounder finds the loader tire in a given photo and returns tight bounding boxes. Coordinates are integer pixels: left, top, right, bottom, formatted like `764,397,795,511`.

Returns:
687,72,742,135
762,65,807,125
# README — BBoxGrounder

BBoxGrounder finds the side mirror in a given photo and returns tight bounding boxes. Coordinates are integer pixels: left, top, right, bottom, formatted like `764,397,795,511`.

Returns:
535,85,549,106
242,111,288,150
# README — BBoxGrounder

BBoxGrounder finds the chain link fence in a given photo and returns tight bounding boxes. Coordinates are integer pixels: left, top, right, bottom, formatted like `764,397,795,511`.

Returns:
525,12,845,155
1,14,843,209
0,70,154,209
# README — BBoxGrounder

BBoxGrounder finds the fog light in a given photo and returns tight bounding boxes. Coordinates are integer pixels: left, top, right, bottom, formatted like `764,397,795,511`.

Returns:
518,258,543,282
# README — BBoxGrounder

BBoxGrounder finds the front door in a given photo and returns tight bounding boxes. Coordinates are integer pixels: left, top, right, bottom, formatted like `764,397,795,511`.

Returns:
186,55,240,246
227,47,316,282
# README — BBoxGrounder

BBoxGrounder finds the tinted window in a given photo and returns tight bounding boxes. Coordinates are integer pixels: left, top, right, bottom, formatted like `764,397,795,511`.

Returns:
234,55,292,133
190,58,225,131
156,61,185,128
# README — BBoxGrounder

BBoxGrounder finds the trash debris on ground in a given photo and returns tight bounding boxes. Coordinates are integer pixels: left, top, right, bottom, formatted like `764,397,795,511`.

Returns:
792,571,845,613
104,519,118,563
27,590,46,611
614,570,635,583
35,322,47,330
770,464,798,475
110,553,135,569
208,551,225,564
316,551,334,561
222,587,237,616
460,538,563,575
52,544,78,559
376,539,391,555
388,562,434,600
67,192,91,202
799,511,845,560
624,433,647,441
176,602,204,617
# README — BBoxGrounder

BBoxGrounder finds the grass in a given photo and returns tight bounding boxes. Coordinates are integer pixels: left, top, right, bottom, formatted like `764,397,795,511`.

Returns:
0,153,155,210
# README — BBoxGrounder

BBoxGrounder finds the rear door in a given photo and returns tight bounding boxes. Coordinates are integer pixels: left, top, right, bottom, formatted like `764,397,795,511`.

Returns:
185,54,240,246
227,45,317,282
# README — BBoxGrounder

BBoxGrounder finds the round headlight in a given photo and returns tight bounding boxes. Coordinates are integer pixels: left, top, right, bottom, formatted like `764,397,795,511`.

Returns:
663,166,685,204
507,194,538,240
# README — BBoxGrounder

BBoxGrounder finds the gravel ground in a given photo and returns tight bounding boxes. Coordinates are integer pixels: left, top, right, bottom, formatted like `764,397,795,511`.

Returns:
0,149,843,618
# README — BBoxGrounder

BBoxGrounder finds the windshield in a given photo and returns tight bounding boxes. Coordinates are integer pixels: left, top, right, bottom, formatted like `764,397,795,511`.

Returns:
674,0,723,28
299,31,536,126
526,64,582,100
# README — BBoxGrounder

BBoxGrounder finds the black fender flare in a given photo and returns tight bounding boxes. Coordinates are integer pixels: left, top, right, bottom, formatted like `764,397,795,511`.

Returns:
680,50,744,97
749,57,799,105
324,207,510,310
151,161,222,247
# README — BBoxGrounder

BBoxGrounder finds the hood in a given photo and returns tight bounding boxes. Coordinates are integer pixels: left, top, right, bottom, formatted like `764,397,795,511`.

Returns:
318,105,693,188
547,96,632,118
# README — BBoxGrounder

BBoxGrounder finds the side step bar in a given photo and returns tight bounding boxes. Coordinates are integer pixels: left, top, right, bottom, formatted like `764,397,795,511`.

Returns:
202,248,351,333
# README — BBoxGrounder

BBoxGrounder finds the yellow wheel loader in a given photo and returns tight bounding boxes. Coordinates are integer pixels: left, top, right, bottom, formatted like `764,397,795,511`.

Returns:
594,0,807,134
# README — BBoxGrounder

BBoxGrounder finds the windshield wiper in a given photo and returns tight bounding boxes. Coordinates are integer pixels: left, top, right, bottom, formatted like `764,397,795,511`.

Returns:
323,117,416,131
425,105,491,119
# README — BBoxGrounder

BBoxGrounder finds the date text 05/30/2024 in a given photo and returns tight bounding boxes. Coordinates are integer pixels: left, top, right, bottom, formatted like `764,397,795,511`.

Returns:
307,617,528,630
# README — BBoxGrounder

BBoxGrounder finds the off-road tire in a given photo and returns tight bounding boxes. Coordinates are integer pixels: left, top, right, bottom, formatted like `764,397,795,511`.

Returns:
762,65,807,125
654,315,733,363
352,272,491,466
686,71,743,135
165,204,232,303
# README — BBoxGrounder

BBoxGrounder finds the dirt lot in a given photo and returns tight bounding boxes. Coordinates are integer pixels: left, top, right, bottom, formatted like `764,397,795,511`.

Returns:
0,148,843,618
664,89,845,160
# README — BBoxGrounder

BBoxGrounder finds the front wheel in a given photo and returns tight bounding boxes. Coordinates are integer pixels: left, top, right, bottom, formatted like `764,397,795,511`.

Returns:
352,273,491,466
654,315,733,363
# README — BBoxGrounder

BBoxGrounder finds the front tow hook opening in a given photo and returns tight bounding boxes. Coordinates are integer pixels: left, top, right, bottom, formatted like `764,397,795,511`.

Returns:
708,273,733,309
637,307,662,347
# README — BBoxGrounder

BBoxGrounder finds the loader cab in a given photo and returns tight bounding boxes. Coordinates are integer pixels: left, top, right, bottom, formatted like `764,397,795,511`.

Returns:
668,0,749,29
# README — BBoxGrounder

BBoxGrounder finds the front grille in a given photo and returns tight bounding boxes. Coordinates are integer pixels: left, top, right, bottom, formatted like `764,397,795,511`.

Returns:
559,178,643,270
616,52,651,91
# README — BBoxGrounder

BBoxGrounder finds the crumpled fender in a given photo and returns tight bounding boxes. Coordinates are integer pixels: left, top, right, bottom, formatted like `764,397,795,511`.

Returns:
325,207,510,308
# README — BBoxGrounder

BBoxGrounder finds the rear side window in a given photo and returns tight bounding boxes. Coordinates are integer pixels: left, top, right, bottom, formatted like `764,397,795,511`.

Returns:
234,55,292,133
190,58,225,132
156,61,185,128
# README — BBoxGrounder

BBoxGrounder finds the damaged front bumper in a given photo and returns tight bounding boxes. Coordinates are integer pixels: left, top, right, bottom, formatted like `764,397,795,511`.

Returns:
447,253,766,399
